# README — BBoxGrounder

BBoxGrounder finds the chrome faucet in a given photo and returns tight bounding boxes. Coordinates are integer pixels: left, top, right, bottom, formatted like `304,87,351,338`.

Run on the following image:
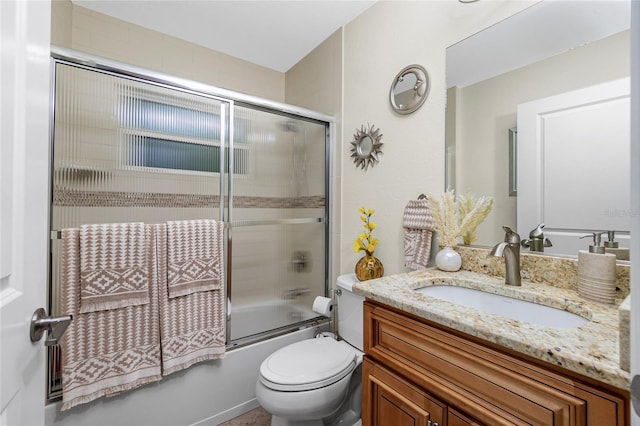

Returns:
490,226,522,286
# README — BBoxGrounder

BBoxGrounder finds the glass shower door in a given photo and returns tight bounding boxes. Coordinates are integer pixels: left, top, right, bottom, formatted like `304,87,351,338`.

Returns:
49,61,231,398
228,105,328,341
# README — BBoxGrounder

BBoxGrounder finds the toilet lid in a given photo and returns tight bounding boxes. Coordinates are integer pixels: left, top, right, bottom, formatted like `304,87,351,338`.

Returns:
259,338,357,391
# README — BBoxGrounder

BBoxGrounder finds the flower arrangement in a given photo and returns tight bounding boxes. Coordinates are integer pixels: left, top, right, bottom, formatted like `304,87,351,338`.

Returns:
428,190,494,247
353,207,379,256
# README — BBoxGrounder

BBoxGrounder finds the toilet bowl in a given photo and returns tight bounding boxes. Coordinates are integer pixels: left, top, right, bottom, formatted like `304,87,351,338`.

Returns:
255,274,364,426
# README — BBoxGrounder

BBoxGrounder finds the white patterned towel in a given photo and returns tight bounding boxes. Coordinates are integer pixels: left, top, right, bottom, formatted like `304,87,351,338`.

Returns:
166,219,224,298
157,221,226,376
403,199,435,270
60,226,162,411
79,222,149,313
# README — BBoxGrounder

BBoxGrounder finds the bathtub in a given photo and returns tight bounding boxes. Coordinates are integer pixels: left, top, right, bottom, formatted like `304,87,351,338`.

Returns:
45,306,329,426
229,299,320,341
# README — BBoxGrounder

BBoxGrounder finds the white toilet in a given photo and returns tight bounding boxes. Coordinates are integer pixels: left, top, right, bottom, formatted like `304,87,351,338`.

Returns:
255,273,364,426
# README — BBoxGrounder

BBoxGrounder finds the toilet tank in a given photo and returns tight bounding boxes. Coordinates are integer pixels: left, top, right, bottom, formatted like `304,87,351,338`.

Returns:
335,273,365,352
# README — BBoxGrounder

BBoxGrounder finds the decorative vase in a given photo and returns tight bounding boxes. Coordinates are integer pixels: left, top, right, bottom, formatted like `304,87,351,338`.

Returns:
355,254,384,281
435,247,462,272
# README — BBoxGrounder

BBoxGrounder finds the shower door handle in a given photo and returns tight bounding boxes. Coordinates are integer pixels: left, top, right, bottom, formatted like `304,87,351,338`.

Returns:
30,308,73,346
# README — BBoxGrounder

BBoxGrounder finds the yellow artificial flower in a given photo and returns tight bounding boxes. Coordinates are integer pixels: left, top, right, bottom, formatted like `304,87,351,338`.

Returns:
353,206,380,256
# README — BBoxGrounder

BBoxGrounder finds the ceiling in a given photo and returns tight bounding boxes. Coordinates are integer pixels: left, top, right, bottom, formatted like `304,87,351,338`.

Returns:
72,0,376,73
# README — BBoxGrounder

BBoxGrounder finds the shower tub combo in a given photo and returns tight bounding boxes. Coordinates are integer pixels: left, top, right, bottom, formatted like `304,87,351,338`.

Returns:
45,47,332,425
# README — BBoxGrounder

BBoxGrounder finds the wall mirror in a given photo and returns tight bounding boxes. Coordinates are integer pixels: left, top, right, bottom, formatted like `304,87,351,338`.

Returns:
390,65,429,114
445,0,630,256
350,124,383,170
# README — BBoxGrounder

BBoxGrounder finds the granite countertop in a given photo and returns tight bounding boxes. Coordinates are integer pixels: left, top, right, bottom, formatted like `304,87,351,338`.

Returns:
353,268,630,390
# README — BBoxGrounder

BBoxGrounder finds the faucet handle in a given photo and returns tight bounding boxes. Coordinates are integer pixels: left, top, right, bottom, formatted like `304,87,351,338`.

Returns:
529,223,545,238
501,226,520,244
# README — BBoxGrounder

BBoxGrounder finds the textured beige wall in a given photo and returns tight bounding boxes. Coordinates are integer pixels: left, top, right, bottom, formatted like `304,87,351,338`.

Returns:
341,1,534,276
51,0,72,47
456,30,630,246
51,0,285,102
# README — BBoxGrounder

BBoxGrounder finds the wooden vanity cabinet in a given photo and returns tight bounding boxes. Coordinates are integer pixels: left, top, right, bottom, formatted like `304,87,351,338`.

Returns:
362,301,629,426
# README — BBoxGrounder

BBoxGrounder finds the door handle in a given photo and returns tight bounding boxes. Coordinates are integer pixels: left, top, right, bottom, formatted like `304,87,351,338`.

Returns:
30,308,72,346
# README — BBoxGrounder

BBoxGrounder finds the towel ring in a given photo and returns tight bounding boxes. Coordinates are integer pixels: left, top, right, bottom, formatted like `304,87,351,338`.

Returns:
418,194,428,200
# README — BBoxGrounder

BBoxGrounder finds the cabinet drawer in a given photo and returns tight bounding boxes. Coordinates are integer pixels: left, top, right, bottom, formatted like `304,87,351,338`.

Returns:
364,301,628,426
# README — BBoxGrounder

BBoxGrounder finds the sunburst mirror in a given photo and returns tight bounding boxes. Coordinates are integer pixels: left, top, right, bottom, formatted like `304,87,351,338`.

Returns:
350,124,383,170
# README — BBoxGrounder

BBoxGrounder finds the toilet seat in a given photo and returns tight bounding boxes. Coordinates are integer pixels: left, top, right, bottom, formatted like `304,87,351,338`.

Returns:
259,338,358,392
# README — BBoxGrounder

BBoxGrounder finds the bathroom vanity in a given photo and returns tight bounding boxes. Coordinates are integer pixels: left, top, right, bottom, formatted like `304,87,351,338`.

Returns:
354,268,630,426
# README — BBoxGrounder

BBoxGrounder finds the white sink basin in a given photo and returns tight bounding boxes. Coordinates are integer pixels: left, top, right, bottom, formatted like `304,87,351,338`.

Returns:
416,285,588,328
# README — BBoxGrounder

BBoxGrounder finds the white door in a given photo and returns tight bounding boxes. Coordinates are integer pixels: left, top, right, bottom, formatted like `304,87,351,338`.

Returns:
0,1,51,425
517,78,630,256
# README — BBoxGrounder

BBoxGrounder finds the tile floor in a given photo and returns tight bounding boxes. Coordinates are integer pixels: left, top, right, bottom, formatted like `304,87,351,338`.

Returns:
218,407,272,426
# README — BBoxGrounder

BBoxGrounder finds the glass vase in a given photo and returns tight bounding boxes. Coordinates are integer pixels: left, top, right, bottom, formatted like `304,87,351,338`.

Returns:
435,246,462,272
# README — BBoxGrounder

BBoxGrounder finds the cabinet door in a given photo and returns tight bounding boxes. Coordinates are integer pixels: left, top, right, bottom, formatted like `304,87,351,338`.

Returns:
363,357,445,426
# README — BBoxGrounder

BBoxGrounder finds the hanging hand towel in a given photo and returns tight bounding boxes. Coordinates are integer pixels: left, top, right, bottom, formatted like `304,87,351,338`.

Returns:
79,222,149,313
157,220,225,376
166,219,224,298
60,225,162,411
403,199,435,270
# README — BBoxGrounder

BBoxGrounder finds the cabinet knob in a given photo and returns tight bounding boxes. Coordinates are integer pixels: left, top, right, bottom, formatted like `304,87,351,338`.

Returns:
427,421,439,426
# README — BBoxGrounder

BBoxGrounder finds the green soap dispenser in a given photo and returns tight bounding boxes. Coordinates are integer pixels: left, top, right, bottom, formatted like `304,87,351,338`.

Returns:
603,230,630,261
577,232,616,304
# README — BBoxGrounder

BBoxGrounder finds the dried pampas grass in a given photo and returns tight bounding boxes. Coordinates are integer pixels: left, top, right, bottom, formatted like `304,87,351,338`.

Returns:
428,190,494,247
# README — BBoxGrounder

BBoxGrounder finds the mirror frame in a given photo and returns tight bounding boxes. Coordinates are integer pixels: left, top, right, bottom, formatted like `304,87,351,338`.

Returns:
349,124,383,170
389,64,430,114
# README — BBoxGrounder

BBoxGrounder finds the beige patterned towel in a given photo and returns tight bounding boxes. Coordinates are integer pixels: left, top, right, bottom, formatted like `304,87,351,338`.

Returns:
403,199,435,270
157,222,226,376
79,222,149,313
166,220,224,299
60,226,162,411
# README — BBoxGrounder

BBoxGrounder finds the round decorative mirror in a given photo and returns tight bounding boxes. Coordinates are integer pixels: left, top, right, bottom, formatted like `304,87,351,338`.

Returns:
350,124,383,170
389,64,429,114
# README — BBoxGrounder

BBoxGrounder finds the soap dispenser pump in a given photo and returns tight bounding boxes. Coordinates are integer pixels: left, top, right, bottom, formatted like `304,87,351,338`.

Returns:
579,231,605,253
603,230,630,260
577,232,616,304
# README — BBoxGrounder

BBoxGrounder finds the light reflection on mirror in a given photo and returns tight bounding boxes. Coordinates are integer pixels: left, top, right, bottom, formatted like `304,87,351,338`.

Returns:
445,0,630,256
357,136,373,157
390,65,429,114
